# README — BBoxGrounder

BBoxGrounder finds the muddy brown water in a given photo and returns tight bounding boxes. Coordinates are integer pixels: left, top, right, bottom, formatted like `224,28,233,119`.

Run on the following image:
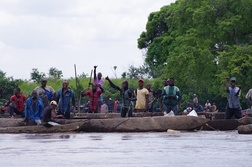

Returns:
0,131,251,167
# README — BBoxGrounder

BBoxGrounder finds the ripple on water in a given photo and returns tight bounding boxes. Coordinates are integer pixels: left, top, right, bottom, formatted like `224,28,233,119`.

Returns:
0,131,251,167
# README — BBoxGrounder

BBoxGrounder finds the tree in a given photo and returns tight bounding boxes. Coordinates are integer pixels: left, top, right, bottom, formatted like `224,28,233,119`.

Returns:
137,0,252,109
30,68,45,83
48,67,63,79
121,72,126,79
0,70,20,100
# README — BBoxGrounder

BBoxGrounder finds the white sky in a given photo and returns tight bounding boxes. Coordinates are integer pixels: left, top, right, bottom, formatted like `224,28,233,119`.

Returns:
0,0,176,80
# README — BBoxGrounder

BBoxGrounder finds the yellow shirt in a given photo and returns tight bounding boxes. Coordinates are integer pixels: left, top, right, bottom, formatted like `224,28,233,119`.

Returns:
135,88,149,109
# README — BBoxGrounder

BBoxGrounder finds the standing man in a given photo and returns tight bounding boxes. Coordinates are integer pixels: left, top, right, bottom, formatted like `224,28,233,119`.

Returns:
9,87,26,118
57,80,75,119
105,76,135,117
34,78,55,107
134,79,149,112
94,66,104,88
22,90,44,125
162,78,181,115
225,77,242,119
82,83,104,113
94,66,104,112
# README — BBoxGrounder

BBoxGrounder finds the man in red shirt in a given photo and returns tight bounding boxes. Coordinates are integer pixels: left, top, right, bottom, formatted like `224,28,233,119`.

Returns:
82,83,104,113
9,87,26,118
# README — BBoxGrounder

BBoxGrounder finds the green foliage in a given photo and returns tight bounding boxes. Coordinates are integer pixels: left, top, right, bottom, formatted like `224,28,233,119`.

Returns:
137,0,252,110
48,67,63,79
0,70,21,100
30,68,46,83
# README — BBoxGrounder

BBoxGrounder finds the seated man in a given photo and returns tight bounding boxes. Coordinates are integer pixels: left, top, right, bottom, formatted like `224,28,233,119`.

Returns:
193,102,204,113
211,103,217,112
204,100,211,112
9,87,26,118
42,100,63,124
21,90,44,125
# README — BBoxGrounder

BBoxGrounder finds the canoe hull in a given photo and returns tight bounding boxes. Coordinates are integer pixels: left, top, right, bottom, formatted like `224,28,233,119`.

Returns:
78,116,209,132
0,116,208,133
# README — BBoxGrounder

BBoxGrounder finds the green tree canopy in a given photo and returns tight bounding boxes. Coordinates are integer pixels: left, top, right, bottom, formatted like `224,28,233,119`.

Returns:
48,67,63,79
137,0,252,109
30,68,46,83
0,70,21,101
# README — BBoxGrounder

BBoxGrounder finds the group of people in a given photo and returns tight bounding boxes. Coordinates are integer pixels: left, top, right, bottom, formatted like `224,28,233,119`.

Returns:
3,64,251,124
7,78,75,125
185,95,217,113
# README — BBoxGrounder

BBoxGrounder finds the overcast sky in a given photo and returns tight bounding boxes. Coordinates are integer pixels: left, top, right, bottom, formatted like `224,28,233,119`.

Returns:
0,0,176,80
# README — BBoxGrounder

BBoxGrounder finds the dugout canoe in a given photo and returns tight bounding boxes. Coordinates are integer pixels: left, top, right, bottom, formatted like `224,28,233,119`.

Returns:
76,116,209,132
0,121,84,134
0,116,209,133
200,119,241,131
237,124,252,134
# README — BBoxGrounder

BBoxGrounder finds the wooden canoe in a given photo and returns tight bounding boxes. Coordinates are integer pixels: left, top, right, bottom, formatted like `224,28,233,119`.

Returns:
201,119,241,131
0,116,208,133
77,116,209,132
0,122,85,134
238,124,252,134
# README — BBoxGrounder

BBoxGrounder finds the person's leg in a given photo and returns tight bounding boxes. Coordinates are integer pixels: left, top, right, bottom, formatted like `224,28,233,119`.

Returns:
13,109,24,117
166,105,172,113
121,108,127,117
225,107,233,119
172,105,178,115
128,108,133,117
9,106,15,117
64,112,70,119
88,108,92,113
94,108,99,113
163,104,167,114
234,108,242,119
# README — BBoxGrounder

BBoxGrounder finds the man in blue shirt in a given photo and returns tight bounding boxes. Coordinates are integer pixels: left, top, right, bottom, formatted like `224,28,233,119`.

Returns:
56,80,75,119
23,90,44,125
225,77,242,119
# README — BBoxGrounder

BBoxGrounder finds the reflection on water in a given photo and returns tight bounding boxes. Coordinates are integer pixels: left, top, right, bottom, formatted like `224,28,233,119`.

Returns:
0,131,252,167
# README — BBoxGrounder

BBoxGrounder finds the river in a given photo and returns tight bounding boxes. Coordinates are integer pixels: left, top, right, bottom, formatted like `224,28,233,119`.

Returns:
0,131,251,167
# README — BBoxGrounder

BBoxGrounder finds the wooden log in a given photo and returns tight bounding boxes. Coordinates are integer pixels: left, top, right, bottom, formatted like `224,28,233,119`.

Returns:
238,124,252,134
0,116,209,133
201,119,241,131
0,122,85,134
78,116,209,132
238,117,252,125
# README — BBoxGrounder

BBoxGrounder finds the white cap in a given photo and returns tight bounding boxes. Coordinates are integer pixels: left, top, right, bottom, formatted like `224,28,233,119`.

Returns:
50,100,57,105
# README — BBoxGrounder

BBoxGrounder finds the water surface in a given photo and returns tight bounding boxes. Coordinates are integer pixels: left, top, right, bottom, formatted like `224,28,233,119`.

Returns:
0,131,251,167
